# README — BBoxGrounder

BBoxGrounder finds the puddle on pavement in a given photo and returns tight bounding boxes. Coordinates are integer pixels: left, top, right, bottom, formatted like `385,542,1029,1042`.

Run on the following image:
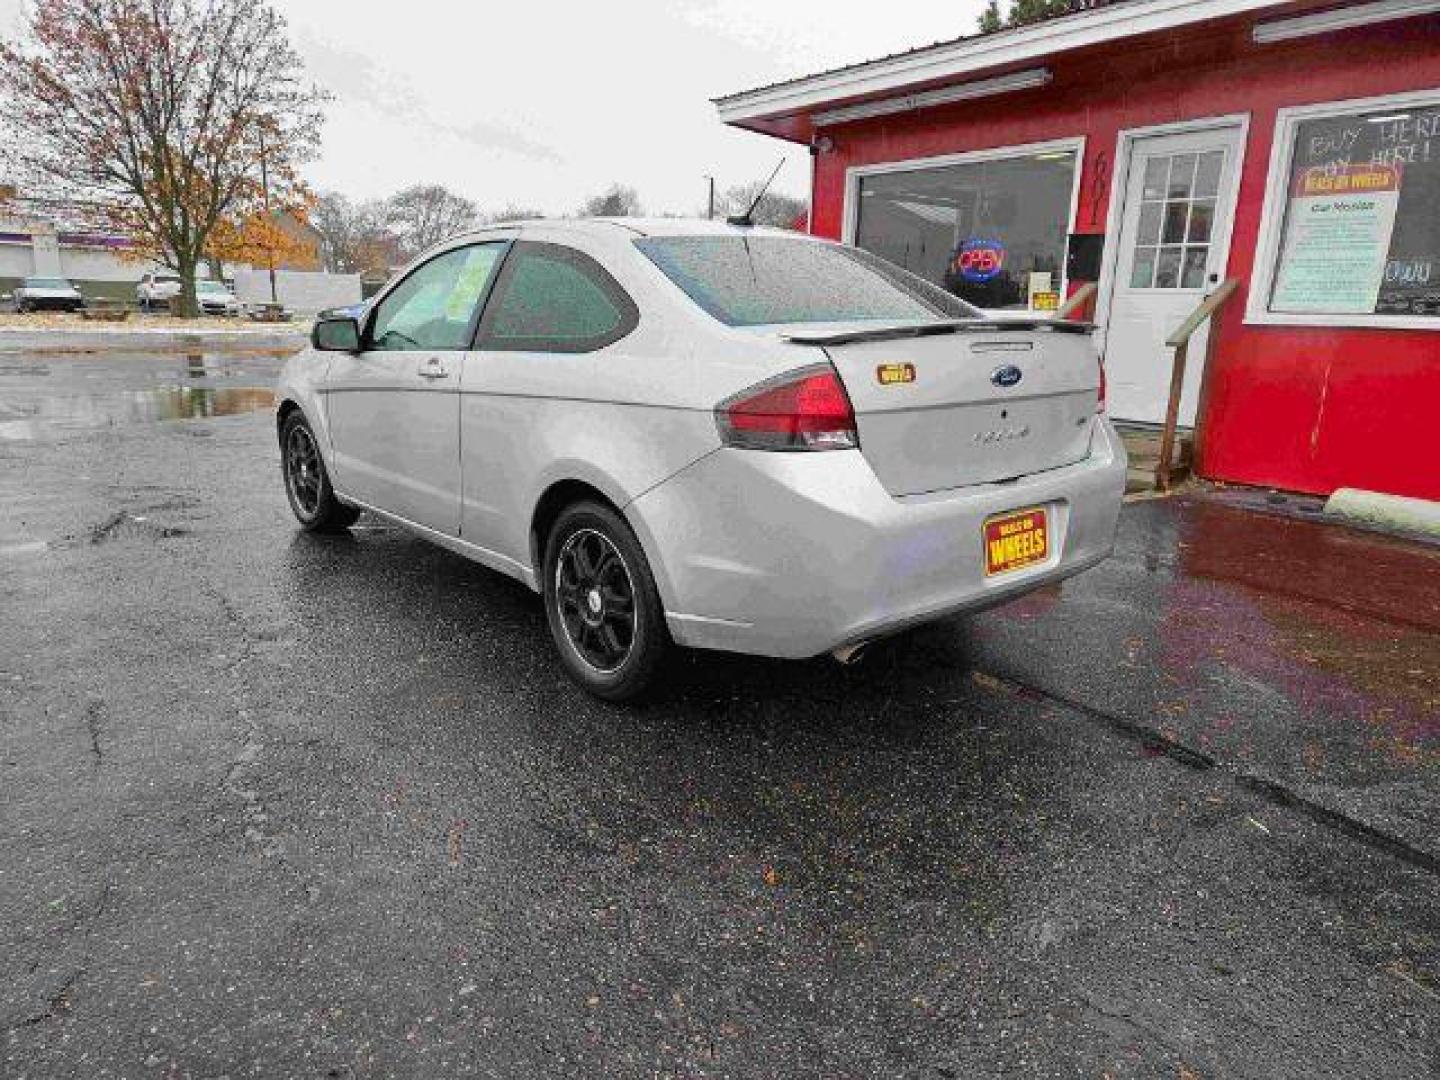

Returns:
1164,498,1440,769
0,351,281,440
0,385,276,439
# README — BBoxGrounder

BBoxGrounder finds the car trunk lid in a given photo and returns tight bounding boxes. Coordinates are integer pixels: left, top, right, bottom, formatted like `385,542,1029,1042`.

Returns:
780,320,1099,496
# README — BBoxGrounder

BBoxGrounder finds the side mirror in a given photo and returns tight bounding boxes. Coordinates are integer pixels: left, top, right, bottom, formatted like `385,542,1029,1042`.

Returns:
312,315,361,352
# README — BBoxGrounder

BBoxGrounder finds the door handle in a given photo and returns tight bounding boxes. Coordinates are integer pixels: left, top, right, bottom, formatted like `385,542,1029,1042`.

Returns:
417,357,449,380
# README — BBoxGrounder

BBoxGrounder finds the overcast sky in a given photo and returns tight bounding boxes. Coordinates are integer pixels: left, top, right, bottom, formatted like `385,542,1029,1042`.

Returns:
1,0,989,215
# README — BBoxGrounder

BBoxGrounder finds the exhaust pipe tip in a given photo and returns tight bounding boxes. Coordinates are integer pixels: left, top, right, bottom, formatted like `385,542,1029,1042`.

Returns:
831,641,872,666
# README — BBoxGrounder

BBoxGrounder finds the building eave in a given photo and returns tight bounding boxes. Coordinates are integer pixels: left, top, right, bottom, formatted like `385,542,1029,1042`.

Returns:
714,0,1295,137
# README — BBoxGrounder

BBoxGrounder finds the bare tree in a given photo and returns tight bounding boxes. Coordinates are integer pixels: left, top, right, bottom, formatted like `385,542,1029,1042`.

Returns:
0,0,326,316
580,184,642,218
311,192,399,275
387,184,478,258
717,181,807,229
486,205,546,224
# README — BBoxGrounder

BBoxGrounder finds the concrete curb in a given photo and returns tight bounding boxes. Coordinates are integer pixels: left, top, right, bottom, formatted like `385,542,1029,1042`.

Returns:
1324,488,1440,541
0,328,308,353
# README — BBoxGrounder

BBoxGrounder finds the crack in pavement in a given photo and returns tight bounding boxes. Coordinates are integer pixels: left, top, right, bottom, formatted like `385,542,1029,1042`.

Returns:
85,510,191,546
22,968,81,1026
14,881,114,1031
83,700,104,768
971,669,1440,879
202,582,284,859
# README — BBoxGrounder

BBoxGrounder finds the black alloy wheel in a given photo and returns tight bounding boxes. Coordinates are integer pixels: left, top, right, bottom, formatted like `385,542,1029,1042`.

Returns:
279,410,359,531
543,502,670,702
555,527,637,673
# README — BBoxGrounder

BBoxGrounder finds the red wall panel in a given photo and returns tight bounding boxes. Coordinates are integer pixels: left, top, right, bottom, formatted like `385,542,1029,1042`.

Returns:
807,15,1440,500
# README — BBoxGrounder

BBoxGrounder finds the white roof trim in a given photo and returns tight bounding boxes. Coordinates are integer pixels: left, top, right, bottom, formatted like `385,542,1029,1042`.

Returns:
716,0,1287,125
1253,0,1440,43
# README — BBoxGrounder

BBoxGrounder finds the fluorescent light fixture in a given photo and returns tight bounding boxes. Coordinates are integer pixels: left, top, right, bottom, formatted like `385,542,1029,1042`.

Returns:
812,68,1052,127
1253,0,1440,44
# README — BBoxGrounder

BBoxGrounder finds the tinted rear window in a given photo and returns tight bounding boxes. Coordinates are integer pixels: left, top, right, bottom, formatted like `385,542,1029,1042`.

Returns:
479,242,638,353
635,236,982,327
24,278,72,288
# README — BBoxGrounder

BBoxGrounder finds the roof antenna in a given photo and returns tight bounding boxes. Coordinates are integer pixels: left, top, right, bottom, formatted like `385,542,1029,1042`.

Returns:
727,157,785,228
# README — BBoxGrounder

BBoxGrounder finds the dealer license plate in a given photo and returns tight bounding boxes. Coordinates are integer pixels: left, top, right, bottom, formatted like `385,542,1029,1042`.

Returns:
984,508,1049,576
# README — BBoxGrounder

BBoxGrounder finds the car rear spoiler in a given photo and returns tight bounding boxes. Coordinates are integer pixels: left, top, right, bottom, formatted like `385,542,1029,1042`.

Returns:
782,319,1096,346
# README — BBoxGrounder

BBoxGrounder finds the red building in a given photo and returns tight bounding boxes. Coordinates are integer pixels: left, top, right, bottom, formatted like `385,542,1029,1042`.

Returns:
717,0,1440,501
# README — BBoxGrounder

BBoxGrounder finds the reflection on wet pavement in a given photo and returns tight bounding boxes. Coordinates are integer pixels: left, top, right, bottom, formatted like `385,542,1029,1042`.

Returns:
1171,499,1439,770
0,350,286,440
966,492,1440,858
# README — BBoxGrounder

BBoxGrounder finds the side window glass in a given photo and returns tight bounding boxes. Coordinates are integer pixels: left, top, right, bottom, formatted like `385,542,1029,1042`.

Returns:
479,243,637,353
368,244,503,351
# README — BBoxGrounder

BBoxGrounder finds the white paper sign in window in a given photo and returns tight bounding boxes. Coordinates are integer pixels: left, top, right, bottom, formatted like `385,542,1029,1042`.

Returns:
1266,104,1440,319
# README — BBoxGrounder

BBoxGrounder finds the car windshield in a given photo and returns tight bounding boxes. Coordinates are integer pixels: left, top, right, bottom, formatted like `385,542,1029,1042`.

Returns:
24,278,73,289
196,281,227,293
634,235,982,327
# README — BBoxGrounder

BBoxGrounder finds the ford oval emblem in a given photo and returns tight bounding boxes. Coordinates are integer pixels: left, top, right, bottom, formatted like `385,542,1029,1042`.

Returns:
991,364,1024,388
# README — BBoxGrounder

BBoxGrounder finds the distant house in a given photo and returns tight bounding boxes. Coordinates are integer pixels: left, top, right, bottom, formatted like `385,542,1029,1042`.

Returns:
268,209,323,272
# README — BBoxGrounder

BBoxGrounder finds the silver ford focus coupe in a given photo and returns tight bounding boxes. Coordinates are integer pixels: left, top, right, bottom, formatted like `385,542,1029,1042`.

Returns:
277,219,1125,700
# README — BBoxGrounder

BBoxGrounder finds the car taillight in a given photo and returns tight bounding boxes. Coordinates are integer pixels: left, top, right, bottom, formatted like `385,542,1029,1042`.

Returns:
716,364,857,451
1096,356,1107,414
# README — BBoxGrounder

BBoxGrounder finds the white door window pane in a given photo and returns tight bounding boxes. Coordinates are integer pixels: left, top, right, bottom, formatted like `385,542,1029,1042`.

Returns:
1182,248,1209,289
1167,154,1197,199
1130,247,1158,289
1142,157,1169,200
1155,247,1183,289
1194,152,1224,198
1137,202,1163,245
1162,202,1189,244
1188,200,1215,243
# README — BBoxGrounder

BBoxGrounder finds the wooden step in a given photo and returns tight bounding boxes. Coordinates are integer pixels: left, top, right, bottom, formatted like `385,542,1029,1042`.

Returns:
1116,424,1193,491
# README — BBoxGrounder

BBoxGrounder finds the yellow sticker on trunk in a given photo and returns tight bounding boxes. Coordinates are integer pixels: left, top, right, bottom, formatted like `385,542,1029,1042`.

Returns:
877,363,916,386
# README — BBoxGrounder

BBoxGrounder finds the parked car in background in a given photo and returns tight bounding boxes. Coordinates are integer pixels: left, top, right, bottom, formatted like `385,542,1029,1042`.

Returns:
136,272,181,311
14,276,85,313
195,278,241,316
276,220,1125,701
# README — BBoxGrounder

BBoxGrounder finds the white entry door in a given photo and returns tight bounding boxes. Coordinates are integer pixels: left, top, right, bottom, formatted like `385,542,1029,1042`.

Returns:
1103,124,1245,425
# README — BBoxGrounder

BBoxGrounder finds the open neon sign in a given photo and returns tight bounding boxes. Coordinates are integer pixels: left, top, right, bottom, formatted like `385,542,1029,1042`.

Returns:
954,238,1006,283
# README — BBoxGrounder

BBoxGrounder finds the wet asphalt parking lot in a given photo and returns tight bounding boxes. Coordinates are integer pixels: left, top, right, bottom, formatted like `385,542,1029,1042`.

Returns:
1,347,1438,1078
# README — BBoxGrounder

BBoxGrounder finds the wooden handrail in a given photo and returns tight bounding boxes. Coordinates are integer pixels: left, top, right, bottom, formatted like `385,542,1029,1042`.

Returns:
1053,281,1098,321
1165,277,1241,347
1156,277,1241,491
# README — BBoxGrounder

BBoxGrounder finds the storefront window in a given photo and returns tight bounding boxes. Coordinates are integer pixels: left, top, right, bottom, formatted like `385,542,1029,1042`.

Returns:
851,147,1078,311
1255,94,1440,324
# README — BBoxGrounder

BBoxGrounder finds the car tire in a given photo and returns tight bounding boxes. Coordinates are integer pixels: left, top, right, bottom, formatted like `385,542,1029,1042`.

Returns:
543,501,671,703
280,410,360,532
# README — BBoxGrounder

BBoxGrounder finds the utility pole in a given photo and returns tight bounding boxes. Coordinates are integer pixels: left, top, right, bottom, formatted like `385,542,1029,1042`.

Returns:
258,129,278,304
705,175,715,220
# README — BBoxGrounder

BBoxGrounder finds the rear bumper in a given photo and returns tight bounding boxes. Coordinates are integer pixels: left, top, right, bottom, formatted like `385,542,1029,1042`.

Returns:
628,419,1127,659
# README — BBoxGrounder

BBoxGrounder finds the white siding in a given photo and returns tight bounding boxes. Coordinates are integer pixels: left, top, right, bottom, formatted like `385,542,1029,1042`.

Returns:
232,269,362,314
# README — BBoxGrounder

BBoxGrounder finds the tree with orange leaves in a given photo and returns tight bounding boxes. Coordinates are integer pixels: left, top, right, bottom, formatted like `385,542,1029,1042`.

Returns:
0,0,326,317
206,199,321,280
